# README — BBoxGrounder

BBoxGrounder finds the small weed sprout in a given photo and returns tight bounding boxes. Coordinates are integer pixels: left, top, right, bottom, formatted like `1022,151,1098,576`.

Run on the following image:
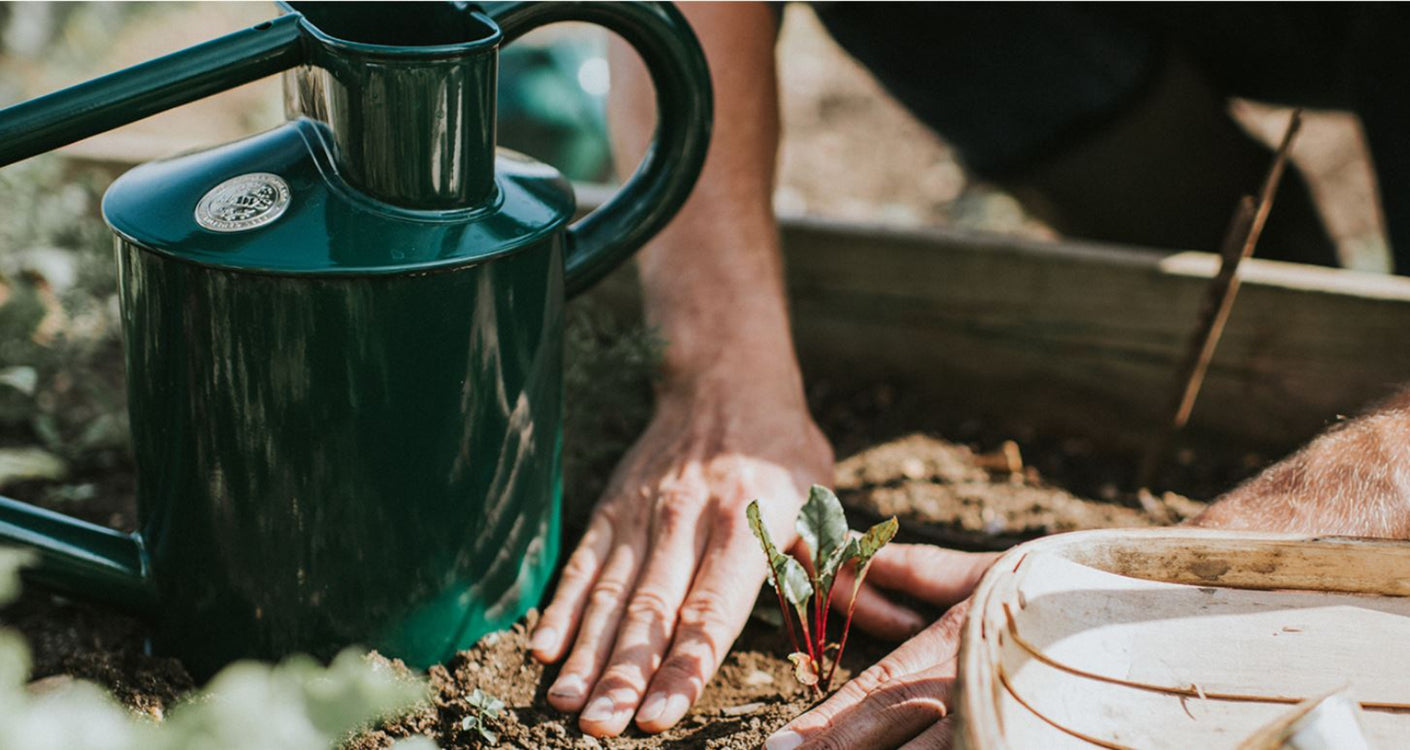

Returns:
460,688,505,745
747,485,898,694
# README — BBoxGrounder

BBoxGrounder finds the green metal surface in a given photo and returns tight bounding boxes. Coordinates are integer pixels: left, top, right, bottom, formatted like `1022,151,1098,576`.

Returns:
283,2,504,208
120,229,564,678
104,120,576,274
0,1,711,676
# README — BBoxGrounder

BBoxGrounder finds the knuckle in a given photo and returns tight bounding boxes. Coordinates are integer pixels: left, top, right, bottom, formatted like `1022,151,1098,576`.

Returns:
652,497,693,536
652,655,708,694
624,588,675,624
810,735,849,750
854,659,903,693
596,663,649,693
561,551,599,582
589,580,628,609
678,588,733,633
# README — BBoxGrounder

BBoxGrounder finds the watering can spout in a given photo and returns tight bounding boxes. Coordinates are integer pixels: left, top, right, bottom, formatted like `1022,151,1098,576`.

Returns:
0,496,156,616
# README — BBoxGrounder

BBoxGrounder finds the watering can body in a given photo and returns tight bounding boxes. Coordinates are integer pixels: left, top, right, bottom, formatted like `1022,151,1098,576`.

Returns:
0,2,711,678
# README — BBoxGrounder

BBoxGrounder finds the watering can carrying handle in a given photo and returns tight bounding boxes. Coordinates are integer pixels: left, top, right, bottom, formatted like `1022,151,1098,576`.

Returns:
481,2,713,298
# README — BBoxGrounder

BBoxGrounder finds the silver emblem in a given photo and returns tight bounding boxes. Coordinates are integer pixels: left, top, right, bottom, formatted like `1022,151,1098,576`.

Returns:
194,173,291,232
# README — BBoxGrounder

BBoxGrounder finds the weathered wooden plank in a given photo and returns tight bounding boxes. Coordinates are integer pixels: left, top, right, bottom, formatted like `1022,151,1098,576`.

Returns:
775,218,1410,452
583,210,1410,455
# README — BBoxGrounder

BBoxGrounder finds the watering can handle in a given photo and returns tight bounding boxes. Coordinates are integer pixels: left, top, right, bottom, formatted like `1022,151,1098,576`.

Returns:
0,15,313,613
482,2,713,298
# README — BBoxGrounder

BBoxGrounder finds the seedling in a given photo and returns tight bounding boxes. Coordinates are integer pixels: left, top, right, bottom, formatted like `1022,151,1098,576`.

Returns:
460,688,505,746
747,485,898,693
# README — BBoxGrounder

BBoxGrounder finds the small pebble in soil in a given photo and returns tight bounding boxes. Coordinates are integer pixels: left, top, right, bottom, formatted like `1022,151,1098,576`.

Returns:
721,701,766,716
743,670,774,686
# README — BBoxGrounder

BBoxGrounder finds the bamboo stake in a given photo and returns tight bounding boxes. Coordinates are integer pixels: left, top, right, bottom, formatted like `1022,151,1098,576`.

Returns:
1137,109,1303,490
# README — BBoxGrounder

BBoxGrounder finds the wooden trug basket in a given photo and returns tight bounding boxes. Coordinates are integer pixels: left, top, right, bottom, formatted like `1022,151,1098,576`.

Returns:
957,529,1410,748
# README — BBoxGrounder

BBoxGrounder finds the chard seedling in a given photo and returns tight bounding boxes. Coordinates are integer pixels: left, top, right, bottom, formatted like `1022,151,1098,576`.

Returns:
747,485,898,693
460,688,505,746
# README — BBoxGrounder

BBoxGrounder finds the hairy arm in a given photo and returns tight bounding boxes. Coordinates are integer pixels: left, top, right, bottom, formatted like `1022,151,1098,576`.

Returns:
530,4,841,738
1191,389,1410,537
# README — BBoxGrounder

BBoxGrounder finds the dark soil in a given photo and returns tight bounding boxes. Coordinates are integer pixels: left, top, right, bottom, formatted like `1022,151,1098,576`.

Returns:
346,615,887,750
4,398,1213,747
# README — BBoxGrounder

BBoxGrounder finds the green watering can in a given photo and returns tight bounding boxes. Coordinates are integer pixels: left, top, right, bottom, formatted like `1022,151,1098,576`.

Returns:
0,1,711,678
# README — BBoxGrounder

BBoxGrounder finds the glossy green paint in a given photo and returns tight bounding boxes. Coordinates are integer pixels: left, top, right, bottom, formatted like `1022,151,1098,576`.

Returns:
0,1,711,677
119,228,565,678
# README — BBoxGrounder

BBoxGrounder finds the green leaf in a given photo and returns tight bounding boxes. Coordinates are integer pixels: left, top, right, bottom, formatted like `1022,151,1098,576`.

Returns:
787,652,819,686
819,537,860,596
850,516,900,596
777,555,812,608
796,485,849,575
746,500,781,564
748,500,793,596
468,688,503,719
856,516,899,569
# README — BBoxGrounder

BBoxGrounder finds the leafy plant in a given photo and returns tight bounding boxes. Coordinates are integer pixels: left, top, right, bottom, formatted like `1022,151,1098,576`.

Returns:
747,485,897,693
459,688,505,746
0,546,437,750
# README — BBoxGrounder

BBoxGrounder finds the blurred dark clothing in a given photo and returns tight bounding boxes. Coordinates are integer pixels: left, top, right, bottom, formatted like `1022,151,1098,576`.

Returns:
809,3,1410,272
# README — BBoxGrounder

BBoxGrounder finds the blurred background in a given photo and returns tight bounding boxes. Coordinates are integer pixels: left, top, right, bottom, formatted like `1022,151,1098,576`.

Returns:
0,1,1386,263
0,1,1392,513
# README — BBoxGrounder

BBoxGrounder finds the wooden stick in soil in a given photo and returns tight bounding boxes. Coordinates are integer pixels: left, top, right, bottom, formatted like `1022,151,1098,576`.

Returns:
1136,109,1303,490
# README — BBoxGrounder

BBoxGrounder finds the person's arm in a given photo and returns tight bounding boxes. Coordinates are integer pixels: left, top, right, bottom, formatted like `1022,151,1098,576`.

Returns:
1189,388,1410,536
765,392,1410,749
528,4,837,738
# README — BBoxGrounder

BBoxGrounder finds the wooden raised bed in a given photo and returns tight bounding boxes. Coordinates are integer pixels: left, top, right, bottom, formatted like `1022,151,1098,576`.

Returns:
575,181,1410,459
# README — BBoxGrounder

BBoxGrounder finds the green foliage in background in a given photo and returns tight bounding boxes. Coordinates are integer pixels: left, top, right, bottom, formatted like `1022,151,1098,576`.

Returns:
0,549,436,750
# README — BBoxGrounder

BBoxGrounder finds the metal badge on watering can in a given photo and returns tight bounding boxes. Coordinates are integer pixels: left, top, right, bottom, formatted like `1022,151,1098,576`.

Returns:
194,172,292,232
0,1,711,678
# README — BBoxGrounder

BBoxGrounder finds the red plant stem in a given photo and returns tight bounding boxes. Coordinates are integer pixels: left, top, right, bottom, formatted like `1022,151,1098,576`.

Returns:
812,586,824,659
774,585,803,656
823,580,862,691
797,605,817,663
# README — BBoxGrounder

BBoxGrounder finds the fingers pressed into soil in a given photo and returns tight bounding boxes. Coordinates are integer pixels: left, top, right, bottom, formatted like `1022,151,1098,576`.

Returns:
347,616,891,750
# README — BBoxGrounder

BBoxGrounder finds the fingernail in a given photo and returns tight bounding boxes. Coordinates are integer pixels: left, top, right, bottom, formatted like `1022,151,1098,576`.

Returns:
658,693,691,725
549,674,586,700
530,626,557,653
765,730,804,750
636,692,668,724
581,695,617,723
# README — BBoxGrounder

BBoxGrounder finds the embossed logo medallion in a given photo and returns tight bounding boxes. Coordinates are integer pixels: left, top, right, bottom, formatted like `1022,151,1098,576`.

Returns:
195,173,291,232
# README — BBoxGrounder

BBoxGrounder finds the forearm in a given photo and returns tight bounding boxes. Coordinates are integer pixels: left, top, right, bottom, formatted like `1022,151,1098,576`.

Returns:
609,3,798,396
1190,388,1410,537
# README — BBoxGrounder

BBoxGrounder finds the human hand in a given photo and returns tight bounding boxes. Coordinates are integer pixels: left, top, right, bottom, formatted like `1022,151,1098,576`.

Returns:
529,371,833,737
766,544,998,750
